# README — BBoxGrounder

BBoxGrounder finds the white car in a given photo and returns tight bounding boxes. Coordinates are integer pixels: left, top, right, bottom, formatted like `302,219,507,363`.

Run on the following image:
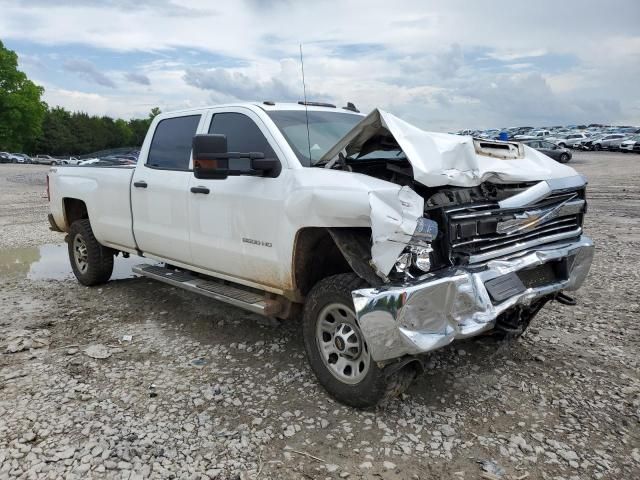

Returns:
62,157,82,165
47,102,594,408
552,133,590,148
514,129,551,140
620,136,639,152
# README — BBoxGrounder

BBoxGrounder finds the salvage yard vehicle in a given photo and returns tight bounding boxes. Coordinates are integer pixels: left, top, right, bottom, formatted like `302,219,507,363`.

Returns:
592,134,628,151
47,102,594,408
521,140,572,163
33,154,60,165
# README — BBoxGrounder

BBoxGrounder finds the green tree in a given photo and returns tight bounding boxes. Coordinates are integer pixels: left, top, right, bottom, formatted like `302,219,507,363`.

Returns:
0,40,46,151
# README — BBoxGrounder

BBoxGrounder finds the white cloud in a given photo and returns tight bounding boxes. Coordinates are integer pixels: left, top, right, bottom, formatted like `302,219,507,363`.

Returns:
1,0,638,128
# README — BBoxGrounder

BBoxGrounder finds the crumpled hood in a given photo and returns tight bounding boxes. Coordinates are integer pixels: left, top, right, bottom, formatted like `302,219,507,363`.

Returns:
320,108,578,188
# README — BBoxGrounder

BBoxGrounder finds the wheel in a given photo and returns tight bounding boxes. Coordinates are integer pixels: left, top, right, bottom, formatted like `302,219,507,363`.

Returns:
594,144,601,151
557,142,566,148
558,153,570,163
302,273,416,408
67,219,114,286
50,161,57,165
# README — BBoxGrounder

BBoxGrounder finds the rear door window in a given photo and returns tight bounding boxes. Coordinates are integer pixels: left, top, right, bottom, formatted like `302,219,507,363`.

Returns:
147,115,201,170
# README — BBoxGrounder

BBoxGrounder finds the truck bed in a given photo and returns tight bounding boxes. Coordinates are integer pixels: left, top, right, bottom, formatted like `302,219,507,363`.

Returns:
48,165,138,252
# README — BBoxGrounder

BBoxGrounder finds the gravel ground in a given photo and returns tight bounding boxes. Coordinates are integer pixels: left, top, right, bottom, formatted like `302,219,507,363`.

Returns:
1,154,639,480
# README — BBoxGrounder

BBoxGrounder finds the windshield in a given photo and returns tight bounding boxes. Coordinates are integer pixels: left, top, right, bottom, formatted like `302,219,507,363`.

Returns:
266,110,363,166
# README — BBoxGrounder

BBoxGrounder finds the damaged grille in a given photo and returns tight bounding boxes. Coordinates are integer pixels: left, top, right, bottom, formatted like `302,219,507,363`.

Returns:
444,189,585,264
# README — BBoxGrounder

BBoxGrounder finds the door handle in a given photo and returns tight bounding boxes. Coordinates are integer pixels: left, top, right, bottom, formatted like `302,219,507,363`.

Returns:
190,186,210,194
133,181,148,188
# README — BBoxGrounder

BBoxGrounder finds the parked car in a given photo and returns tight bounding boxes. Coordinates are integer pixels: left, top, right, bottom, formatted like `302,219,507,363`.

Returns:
62,157,82,165
33,155,60,165
10,153,32,163
552,133,590,148
0,152,12,163
522,140,572,163
514,129,551,140
620,136,640,153
47,102,594,408
592,134,628,151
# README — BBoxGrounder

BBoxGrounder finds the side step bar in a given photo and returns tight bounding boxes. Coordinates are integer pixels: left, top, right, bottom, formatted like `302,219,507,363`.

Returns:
132,264,280,316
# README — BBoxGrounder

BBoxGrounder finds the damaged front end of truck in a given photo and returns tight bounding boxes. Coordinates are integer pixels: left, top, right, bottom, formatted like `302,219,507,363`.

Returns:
319,109,595,363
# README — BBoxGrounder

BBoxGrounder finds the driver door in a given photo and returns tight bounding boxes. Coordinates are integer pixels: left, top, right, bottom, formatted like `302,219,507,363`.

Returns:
187,107,290,290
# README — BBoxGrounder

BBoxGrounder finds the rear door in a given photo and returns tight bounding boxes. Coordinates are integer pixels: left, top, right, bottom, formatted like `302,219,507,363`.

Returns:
187,107,290,289
131,112,204,264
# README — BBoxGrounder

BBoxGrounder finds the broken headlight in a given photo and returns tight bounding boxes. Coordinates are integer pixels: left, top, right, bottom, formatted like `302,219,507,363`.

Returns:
394,218,439,275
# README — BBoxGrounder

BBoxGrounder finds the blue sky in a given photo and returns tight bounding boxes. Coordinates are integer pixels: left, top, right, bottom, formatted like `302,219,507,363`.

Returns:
1,0,638,130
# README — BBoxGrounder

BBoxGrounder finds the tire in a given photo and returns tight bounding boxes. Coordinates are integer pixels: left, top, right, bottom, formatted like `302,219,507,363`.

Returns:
594,144,601,151
50,161,56,165
558,153,570,163
67,219,114,286
557,142,566,148
302,273,416,408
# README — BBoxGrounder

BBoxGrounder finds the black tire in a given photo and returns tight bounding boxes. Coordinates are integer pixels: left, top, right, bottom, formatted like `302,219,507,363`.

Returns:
557,142,566,148
67,219,114,286
558,153,570,163
594,144,601,151
302,273,416,408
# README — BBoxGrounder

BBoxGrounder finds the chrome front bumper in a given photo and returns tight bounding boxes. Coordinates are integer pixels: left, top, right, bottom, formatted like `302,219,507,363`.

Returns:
352,236,594,362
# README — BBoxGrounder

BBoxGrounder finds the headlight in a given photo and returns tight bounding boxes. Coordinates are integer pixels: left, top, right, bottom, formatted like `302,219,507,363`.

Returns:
411,246,433,272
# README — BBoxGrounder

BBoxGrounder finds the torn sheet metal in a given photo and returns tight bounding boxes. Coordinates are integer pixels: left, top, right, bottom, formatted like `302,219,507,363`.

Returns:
353,235,594,362
320,109,578,188
369,186,424,276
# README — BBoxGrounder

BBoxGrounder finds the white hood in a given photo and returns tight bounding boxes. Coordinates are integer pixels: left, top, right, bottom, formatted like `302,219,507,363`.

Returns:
320,109,577,188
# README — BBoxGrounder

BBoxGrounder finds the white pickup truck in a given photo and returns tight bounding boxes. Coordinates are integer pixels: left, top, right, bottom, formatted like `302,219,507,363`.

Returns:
48,102,594,408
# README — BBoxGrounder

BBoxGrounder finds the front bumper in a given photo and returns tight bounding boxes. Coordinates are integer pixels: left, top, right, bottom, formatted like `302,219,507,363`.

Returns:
352,236,594,362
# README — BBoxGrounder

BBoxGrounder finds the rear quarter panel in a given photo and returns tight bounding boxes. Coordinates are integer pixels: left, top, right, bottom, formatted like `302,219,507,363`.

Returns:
49,166,137,251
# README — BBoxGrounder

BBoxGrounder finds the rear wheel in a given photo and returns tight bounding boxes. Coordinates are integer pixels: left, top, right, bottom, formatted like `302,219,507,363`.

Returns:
594,144,602,151
558,153,570,163
302,273,416,408
557,142,566,148
68,219,114,286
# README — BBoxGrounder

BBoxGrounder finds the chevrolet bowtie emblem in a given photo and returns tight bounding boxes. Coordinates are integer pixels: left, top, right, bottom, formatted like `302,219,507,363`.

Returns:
496,194,577,235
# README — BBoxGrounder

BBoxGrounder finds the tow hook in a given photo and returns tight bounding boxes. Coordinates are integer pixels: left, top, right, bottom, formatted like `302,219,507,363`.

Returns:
555,292,577,306
382,357,425,378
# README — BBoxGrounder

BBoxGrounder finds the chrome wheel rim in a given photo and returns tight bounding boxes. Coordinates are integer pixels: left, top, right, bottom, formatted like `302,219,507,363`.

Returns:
315,303,370,384
73,234,88,274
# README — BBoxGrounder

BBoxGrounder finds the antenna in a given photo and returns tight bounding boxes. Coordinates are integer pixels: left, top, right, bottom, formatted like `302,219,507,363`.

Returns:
299,43,312,161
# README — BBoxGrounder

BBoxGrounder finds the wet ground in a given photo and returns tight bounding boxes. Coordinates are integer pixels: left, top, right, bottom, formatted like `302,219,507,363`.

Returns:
0,156,639,480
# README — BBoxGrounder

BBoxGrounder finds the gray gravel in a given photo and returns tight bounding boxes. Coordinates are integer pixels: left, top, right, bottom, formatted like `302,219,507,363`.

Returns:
0,154,639,479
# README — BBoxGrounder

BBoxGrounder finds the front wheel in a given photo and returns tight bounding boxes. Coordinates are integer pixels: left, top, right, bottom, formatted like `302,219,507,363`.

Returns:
594,144,602,151
558,153,570,163
557,142,566,148
68,219,114,286
302,273,416,408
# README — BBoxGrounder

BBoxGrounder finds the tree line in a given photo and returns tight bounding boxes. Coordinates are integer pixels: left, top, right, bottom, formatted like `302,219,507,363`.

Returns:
0,39,159,156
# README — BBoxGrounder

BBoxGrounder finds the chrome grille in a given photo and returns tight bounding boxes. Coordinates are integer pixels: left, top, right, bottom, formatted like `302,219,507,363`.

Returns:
444,189,585,264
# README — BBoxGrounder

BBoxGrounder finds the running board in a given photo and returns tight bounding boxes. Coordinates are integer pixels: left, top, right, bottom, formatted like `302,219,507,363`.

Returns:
132,264,280,316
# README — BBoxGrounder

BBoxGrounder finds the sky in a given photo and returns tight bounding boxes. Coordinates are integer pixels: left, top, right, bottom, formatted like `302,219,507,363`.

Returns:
1,0,638,131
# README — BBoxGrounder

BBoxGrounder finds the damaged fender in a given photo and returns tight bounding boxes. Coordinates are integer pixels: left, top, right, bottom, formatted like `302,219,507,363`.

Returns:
368,186,424,277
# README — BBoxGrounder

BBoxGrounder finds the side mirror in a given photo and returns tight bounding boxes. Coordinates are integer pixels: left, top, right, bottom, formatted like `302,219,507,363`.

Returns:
192,134,281,179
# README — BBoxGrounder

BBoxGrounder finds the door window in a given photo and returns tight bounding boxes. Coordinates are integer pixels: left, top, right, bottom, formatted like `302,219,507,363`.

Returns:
209,113,276,168
147,115,201,170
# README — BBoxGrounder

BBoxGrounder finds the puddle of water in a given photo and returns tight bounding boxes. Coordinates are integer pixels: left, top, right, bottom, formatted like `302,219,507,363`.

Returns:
0,243,154,280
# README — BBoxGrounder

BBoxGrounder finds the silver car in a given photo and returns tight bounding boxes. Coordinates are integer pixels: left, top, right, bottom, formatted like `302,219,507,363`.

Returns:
592,134,628,151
